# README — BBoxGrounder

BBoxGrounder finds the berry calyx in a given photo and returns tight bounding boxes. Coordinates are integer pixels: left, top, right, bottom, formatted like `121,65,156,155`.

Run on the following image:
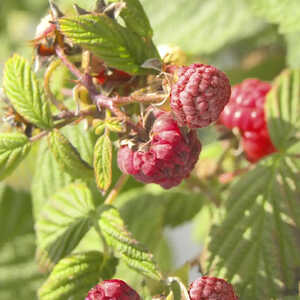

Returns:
189,276,238,300
170,63,231,129
85,279,140,300
117,109,201,189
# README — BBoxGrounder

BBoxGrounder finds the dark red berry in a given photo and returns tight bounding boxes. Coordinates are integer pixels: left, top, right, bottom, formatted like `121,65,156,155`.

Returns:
117,110,201,189
189,276,238,300
171,63,231,129
85,279,140,300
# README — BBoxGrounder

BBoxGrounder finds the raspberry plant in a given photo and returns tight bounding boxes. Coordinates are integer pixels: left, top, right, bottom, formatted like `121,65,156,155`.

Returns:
0,0,300,300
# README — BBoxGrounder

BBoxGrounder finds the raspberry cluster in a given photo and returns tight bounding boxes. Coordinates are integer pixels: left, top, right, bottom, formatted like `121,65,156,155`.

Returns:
219,79,276,162
189,276,238,300
118,110,201,189
171,64,231,129
85,279,140,300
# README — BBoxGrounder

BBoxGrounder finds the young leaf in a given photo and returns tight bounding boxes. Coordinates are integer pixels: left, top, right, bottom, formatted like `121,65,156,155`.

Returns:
59,14,160,75
48,129,93,180
205,157,300,300
99,205,162,281
3,55,53,129
39,251,116,300
94,118,124,135
36,183,96,264
118,0,153,39
0,132,31,180
94,134,113,193
266,69,300,150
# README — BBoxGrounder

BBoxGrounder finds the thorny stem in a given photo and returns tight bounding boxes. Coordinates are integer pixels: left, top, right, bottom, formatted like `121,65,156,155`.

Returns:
105,174,129,205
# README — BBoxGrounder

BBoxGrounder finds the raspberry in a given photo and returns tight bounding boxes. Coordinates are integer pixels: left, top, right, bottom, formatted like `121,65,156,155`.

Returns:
117,110,201,189
219,79,271,132
85,279,140,300
219,79,276,162
189,276,238,300
170,64,231,129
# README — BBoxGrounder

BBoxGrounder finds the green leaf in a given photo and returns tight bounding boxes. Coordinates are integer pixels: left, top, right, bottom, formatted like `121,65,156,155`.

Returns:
36,183,96,264
0,132,31,180
205,157,300,300
141,0,264,55
0,185,33,248
48,129,93,180
94,118,124,135
3,54,52,129
266,69,300,150
94,134,113,192
59,14,160,75
0,234,45,300
99,205,162,280
39,251,113,300
247,0,300,34
119,0,153,39
285,32,300,68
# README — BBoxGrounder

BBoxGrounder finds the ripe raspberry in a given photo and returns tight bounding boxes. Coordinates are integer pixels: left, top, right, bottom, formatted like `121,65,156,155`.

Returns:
170,64,231,129
189,276,238,300
117,110,201,189
85,279,140,300
219,79,276,162
219,79,271,132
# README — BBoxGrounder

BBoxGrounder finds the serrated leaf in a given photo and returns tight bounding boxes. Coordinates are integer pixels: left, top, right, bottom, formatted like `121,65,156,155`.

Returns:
266,69,300,150
0,185,33,248
94,118,124,135
3,55,52,129
39,251,112,300
0,234,45,300
59,14,160,75
36,183,96,264
205,157,300,300
141,0,264,55
99,205,162,280
48,129,93,180
94,134,112,192
119,0,153,39
285,32,300,68
0,132,31,180
247,0,300,34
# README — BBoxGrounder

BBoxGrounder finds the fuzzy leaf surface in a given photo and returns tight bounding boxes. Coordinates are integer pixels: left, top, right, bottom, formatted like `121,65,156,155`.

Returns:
3,55,52,129
36,183,96,264
0,132,31,180
94,134,112,193
99,205,162,280
59,14,160,75
39,251,114,300
247,0,300,33
141,0,264,55
205,155,300,300
48,129,93,180
266,69,300,150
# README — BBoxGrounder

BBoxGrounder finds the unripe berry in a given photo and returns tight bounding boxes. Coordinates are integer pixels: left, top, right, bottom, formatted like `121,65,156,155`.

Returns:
171,64,231,129
189,276,238,300
85,279,140,300
117,110,201,189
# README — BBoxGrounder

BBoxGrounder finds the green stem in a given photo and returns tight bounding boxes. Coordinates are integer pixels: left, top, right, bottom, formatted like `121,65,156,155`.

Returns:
93,217,109,255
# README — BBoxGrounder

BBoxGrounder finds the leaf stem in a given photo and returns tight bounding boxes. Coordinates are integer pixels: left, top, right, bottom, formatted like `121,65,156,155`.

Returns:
93,217,109,255
105,174,129,205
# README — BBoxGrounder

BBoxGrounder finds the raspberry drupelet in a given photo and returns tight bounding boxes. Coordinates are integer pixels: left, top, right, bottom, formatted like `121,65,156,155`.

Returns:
85,279,140,300
171,63,231,129
117,110,201,189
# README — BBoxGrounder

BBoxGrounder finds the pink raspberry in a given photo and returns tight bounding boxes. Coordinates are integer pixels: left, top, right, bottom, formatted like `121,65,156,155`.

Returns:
117,110,201,189
189,276,238,300
85,279,140,300
219,79,276,162
170,63,231,129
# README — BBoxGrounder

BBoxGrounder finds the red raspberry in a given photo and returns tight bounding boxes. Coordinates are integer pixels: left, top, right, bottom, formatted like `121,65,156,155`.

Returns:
117,110,201,189
219,79,276,162
85,279,140,300
219,79,270,132
170,64,231,129
189,276,238,300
